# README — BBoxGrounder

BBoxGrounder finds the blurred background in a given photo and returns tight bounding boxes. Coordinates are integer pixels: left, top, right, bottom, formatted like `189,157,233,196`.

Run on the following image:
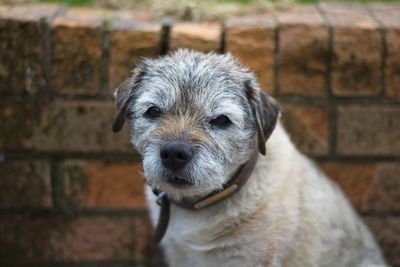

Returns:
0,0,399,266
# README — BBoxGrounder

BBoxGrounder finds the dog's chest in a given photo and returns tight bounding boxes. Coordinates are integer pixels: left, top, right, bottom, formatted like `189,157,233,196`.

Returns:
159,204,274,267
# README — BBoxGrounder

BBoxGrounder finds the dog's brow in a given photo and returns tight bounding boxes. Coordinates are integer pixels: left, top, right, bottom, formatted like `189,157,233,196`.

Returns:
208,99,245,124
136,89,175,111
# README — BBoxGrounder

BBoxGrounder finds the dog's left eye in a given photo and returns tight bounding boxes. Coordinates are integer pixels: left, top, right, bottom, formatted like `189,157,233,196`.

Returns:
210,115,232,128
145,106,162,118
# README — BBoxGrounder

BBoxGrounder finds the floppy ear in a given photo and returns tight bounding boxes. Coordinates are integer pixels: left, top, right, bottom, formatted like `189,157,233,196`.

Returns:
245,80,280,155
112,67,144,133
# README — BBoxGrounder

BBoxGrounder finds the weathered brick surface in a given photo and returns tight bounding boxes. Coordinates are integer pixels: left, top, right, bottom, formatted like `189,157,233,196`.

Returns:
0,160,51,208
170,22,221,52
367,163,400,213
0,4,62,95
321,162,377,211
319,3,382,96
321,162,400,213
368,3,400,12
364,216,400,267
2,99,133,153
225,15,275,93
370,4,400,97
0,214,162,263
109,15,161,90
1,98,43,151
132,215,162,264
336,106,400,156
51,9,104,95
0,121,3,152
277,6,329,96
0,4,399,267
281,105,329,156
62,160,146,209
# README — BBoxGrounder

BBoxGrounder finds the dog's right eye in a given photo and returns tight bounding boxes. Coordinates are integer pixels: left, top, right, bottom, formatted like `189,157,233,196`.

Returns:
210,115,232,128
145,106,162,118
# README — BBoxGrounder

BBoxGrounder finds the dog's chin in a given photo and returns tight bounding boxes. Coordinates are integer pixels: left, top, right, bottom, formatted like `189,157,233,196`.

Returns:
142,153,229,200
148,176,225,201
165,176,194,188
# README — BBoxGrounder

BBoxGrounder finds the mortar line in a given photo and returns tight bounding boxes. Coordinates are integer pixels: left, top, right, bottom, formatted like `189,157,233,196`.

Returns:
100,18,111,98
273,22,280,96
0,260,167,267
160,17,173,55
0,207,148,216
220,21,226,54
50,158,66,212
367,5,387,98
316,3,336,159
3,151,141,161
42,5,66,100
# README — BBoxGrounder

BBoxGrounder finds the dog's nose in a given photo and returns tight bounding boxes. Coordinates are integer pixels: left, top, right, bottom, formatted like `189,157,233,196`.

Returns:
160,141,193,171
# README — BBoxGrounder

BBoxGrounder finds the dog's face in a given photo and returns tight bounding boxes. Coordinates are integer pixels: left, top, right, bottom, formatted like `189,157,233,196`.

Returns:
113,50,279,199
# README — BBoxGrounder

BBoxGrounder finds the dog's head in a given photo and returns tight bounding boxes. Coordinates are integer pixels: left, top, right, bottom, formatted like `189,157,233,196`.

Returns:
113,50,279,199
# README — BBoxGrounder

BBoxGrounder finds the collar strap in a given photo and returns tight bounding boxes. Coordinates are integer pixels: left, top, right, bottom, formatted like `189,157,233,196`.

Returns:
152,148,259,243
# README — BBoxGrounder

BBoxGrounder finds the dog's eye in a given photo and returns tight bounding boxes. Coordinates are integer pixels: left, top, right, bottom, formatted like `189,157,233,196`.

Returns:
210,115,232,128
145,106,162,118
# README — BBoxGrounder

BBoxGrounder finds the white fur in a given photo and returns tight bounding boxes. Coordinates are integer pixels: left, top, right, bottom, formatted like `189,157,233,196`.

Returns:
145,122,387,267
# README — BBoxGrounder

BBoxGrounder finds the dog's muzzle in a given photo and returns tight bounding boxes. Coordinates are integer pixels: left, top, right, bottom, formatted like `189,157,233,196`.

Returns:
159,140,194,187
152,146,260,244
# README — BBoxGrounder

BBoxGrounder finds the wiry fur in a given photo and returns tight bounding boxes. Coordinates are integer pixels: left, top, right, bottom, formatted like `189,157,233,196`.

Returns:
114,49,387,267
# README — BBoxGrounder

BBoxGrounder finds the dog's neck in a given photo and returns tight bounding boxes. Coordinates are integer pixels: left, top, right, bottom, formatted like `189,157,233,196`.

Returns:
152,147,260,243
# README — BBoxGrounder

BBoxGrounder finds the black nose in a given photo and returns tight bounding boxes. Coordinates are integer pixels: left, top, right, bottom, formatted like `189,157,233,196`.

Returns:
160,141,193,171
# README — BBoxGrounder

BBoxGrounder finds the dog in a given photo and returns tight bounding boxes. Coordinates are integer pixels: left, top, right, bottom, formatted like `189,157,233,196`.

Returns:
112,49,387,267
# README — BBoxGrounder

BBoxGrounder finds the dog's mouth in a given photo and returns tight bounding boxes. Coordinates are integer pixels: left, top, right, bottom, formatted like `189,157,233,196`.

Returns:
166,176,194,187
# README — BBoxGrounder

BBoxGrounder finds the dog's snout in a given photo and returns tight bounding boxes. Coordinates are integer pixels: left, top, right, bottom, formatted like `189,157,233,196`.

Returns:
160,141,193,171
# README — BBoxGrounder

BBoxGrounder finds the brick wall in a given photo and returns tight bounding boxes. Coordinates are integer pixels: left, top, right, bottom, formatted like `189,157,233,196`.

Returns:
0,3,399,267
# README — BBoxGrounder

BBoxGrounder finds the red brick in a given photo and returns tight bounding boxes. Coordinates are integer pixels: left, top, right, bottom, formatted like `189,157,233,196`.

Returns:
0,214,161,263
1,98,45,150
51,8,105,95
2,99,133,153
321,162,377,211
170,22,222,52
132,215,162,263
364,216,400,267
281,105,329,156
369,5,400,97
109,14,161,90
0,160,51,208
62,160,146,209
367,163,400,213
321,162,400,213
277,5,329,96
336,106,400,156
225,15,275,93
0,4,62,95
319,3,382,96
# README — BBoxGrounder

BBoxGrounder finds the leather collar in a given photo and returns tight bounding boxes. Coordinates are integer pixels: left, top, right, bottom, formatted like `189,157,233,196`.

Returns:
152,148,259,243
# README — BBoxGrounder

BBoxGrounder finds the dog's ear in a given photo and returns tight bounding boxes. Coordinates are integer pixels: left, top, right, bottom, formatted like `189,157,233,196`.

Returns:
112,67,145,133
245,80,280,155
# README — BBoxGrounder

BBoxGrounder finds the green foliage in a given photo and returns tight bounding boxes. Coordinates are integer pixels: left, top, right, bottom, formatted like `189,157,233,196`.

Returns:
217,0,253,3
297,0,400,2
38,0,93,5
37,0,400,6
